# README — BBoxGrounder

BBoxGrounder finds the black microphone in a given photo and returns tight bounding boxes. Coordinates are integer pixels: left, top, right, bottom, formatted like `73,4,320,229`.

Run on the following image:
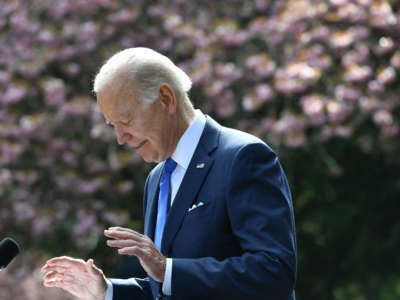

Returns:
0,237,20,270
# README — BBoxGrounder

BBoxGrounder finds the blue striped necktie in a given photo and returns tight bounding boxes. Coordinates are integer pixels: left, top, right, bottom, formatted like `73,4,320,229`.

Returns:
154,158,177,252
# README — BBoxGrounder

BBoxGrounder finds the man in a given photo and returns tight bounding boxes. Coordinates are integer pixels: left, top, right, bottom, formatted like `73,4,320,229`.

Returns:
41,47,297,300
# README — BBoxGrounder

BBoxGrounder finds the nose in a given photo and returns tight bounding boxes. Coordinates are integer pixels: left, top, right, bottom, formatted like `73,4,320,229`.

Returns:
115,125,131,145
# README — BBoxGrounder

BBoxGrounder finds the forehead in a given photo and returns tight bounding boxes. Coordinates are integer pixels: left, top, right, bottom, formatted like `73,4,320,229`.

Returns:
97,87,138,121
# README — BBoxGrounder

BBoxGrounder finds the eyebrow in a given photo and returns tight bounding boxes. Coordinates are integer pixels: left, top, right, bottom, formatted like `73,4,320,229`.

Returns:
105,116,131,125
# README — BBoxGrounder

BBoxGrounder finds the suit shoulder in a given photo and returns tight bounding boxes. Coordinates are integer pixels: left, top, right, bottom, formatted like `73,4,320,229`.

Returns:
218,126,275,155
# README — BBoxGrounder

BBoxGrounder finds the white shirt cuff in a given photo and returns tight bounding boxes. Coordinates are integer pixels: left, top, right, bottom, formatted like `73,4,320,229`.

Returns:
105,278,113,300
162,258,173,295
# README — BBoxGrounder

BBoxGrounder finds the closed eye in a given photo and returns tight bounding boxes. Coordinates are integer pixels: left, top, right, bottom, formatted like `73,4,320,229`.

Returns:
120,120,130,126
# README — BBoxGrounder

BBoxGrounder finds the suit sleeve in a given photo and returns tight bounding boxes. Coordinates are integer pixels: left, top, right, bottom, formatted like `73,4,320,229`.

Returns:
110,175,154,300
110,278,153,300
171,143,297,300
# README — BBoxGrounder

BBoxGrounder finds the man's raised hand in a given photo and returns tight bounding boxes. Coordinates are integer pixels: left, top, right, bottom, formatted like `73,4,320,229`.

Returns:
105,227,166,282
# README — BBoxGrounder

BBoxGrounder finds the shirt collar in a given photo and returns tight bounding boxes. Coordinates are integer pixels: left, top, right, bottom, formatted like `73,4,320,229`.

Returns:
171,110,206,170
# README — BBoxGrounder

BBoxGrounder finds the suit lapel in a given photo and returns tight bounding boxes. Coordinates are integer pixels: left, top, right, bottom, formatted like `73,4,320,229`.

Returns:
144,164,163,240
161,116,220,254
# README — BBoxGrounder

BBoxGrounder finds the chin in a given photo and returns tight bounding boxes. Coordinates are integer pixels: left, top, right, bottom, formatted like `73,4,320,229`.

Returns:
140,154,159,163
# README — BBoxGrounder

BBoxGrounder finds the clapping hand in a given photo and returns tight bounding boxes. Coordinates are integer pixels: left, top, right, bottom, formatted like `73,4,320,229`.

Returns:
41,256,108,300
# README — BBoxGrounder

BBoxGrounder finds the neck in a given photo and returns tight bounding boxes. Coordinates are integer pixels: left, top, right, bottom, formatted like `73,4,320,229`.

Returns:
168,105,196,158
176,106,196,141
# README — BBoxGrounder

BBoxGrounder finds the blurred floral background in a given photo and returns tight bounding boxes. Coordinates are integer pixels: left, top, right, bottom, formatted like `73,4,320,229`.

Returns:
0,0,399,299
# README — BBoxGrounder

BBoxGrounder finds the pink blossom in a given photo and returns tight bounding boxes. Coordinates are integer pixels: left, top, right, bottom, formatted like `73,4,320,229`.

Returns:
275,62,321,94
245,53,276,78
330,0,348,6
248,17,270,34
0,142,24,164
204,80,226,98
14,170,39,186
77,178,104,195
326,100,352,123
377,67,396,85
342,43,370,66
164,14,183,31
369,1,398,29
255,84,275,102
255,0,269,10
2,85,27,105
335,85,362,102
359,96,379,112
242,93,263,112
375,37,395,55
215,63,243,83
188,54,213,85
118,181,134,194
344,64,372,82
373,109,393,126
216,91,237,118
330,31,354,49
42,78,66,106
65,63,80,76
32,216,53,237
337,3,368,22
275,113,306,134
334,126,352,138
0,168,12,185
0,71,11,85
13,202,35,223
108,9,139,24
300,94,326,125
356,0,373,6
390,51,400,68
284,132,306,148
382,124,399,137
73,210,96,236
367,80,384,93
102,211,129,226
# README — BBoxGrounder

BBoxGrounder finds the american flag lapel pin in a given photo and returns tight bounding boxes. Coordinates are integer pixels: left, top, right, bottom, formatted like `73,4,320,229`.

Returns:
196,163,205,169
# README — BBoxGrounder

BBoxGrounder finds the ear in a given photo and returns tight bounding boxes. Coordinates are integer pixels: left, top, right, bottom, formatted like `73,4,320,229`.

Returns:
159,84,177,114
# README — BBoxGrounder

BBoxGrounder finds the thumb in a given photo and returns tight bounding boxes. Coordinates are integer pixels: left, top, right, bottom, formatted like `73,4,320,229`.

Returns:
86,258,104,276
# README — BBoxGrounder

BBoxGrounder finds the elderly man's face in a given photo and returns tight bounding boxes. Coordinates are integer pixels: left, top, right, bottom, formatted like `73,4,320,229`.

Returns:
97,86,177,163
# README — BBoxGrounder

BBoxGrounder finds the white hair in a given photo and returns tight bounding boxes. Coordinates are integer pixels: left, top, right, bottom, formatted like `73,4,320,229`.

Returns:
93,47,192,104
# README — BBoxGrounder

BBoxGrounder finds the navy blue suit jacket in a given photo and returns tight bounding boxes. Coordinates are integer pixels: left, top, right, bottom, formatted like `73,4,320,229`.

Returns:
111,116,297,300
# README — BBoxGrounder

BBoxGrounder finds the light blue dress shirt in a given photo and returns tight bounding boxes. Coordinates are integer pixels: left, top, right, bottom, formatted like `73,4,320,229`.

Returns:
106,110,206,299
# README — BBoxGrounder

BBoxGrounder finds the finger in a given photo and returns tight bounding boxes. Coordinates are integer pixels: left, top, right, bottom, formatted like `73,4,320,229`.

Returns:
108,226,136,233
41,265,69,273
104,229,142,239
43,269,76,281
107,239,139,248
86,258,100,274
44,272,74,287
43,270,58,281
44,257,84,269
44,272,74,283
44,279,60,287
118,246,146,257
44,276,74,288
46,258,85,269
86,258,101,276
45,256,79,265
105,228,142,238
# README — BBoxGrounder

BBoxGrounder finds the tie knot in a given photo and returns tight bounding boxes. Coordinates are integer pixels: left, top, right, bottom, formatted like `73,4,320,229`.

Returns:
164,158,177,175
